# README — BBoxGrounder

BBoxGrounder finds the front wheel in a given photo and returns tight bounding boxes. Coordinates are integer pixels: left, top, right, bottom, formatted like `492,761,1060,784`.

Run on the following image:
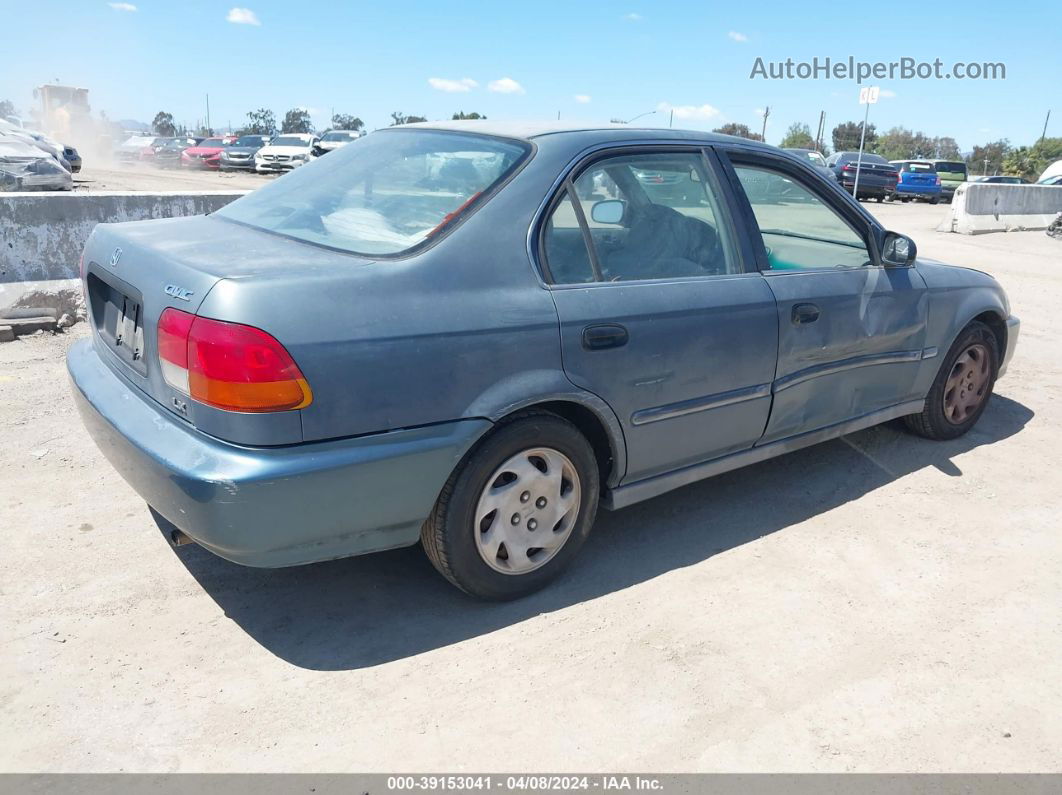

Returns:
421,413,600,599
904,321,999,440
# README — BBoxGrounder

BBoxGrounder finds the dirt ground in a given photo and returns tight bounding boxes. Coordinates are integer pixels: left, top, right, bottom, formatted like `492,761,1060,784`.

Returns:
1,201,1059,772
72,161,272,192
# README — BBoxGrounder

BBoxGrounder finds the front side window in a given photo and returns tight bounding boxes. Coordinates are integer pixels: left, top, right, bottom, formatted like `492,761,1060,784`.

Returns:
217,130,530,256
542,151,738,283
733,165,871,270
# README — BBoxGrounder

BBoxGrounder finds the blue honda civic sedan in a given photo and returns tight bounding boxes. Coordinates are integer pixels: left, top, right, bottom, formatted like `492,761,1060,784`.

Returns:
68,122,1019,599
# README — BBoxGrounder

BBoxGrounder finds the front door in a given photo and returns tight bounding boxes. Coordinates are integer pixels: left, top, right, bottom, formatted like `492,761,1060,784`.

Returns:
722,151,929,444
539,148,779,483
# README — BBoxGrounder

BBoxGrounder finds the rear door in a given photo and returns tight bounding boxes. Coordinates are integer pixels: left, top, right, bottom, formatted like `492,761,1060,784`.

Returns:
539,146,778,483
718,148,929,443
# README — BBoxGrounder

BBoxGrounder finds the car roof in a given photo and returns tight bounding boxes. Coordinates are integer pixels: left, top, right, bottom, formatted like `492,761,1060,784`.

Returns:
393,119,776,149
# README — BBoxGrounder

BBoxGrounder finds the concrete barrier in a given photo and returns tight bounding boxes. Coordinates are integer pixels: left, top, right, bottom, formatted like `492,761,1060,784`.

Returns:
937,182,1062,234
0,191,248,283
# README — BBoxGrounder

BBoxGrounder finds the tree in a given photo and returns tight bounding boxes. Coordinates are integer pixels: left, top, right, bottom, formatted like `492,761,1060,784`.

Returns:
152,111,176,136
933,136,961,160
712,123,763,142
966,139,1011,176
281,108,313,134
1002,137,1062,181
452,111,487,120
875,126,938,161
390,112,427,126
779,122,816,150
832,121,877,153
0,99,16,119
330,113,364,131
237,108,277,136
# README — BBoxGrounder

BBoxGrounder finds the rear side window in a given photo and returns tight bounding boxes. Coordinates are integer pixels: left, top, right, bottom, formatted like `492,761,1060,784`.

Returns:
218,130,530,256
541,151,739,284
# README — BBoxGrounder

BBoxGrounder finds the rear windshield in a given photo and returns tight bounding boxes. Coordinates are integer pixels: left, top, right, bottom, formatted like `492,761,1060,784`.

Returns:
217,129,531,256
233,136,268,146
901,162,935,172
322,131,358,142
935,162,967,176
200,138,225,147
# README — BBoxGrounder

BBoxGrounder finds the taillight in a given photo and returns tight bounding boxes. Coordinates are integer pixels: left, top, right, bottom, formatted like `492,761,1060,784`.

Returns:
157,308,312,412
935,175,941,185
842,165,855,172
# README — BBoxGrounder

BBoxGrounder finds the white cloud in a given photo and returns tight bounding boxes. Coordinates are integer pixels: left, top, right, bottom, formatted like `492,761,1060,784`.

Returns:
488,77,525,94
657,101,720,121
879,88,897,98
428,77,478,93
574,94,592,104
727,31,748,42
226,7,261,25
108,2,137,10
624,12,643,21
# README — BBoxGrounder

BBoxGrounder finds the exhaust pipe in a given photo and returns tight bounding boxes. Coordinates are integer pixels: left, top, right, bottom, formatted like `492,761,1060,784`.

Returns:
170,529,196,547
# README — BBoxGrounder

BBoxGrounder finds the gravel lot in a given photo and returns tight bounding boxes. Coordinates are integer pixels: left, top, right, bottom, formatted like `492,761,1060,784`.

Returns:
72,161,272,192
2,201,1059,772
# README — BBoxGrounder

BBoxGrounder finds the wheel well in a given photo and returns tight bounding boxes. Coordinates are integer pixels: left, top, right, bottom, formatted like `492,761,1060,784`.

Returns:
973,311,1006,359
514,401,617,486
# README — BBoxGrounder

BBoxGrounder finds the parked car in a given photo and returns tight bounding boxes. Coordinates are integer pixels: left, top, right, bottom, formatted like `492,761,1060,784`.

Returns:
153,137,201,169
254,133,318,172
219,135,273,171
826,151,899,201
974,175,1030,184
0,135,73,190
63,146,82,173
927,160,968,201
314,130,361,154
116,134,157,162
783,148,832,178
1039,160,1062,183
180,137,229,169
888,160,942,203
1037,175,1062,186
68,122,1019,599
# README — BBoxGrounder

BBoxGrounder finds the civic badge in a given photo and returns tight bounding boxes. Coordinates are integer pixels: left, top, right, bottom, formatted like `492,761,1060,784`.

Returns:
110,247,123,267
164,284,194,302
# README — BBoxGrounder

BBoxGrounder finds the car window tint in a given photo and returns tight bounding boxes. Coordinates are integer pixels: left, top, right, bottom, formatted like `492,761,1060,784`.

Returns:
542,190,596,283
558,152,737,282
733,165,871,270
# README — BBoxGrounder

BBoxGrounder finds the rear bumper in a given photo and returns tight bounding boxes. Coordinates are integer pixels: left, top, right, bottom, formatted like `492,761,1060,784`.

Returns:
998,315,1020,379
67,338,489,567
895,183,941,197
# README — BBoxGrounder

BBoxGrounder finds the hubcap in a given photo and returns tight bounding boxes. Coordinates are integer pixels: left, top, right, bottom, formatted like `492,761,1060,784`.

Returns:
474,447,582,575
943,342,990,424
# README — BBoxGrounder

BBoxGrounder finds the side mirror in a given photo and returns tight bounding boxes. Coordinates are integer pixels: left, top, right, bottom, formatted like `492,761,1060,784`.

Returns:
882,231,916,267
590,199,626,225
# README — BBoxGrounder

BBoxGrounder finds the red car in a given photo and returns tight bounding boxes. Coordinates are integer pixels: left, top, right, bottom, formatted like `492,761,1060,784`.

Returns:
180,137,228,170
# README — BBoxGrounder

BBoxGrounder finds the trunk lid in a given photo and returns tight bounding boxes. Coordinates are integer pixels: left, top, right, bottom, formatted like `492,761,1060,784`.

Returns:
83,214,376,445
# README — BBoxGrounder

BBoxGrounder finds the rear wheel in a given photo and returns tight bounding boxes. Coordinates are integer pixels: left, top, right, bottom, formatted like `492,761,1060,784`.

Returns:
421,413,600,600
904,321,999,440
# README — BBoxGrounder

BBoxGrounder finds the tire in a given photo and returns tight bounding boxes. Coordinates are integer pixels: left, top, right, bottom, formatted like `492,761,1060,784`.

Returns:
875,195,885,203
904,321,999,440
421,412,600,600
930,197,941,205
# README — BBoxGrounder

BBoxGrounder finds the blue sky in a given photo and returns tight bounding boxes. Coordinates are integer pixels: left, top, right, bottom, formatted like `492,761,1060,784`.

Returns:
2,0,1058,151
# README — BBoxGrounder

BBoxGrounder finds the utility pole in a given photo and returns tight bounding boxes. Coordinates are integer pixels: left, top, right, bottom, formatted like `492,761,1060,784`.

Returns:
983,157,990,177
669,109,674,128
852,87,879,200
205,94,211,135
760,106,770,141
1041,110,1051,144
815,110,826,153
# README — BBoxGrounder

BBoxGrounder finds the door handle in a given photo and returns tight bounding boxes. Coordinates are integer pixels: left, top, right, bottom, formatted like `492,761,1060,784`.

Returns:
582,323,629,350
791,303,820,325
